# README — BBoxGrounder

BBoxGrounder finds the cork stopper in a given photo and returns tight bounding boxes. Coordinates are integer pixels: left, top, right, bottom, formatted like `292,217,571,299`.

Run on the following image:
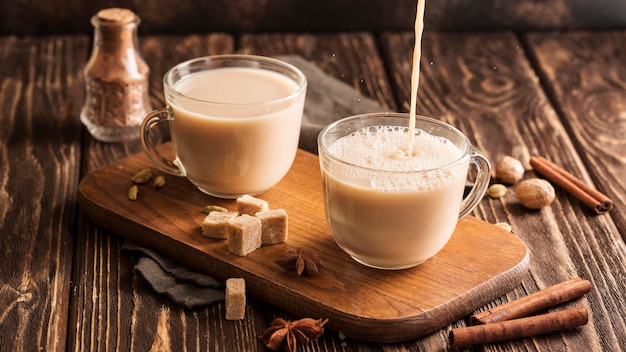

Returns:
96,8,137,24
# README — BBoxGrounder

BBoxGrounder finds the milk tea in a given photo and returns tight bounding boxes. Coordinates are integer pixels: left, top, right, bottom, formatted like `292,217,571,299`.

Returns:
321,126,468,269
169,67,304,197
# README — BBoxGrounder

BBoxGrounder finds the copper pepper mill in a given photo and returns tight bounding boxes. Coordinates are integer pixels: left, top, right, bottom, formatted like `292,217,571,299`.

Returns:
81,8,151,142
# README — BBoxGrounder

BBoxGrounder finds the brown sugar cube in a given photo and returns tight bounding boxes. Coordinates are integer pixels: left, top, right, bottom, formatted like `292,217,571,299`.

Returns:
227,214,262,256
201,211,239,239
256,209,288,245
225,278,246,320
236,194,269,216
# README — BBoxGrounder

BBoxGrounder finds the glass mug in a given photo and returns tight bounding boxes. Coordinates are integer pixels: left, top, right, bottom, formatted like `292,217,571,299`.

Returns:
318,113,491,270
141,55,307,198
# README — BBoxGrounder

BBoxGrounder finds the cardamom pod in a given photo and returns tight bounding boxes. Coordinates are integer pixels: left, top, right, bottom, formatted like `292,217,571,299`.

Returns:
201,205,228,214
153,175,165,188
487,184,507,199
494,222,513,233
128,185,139,200
131,168,152,184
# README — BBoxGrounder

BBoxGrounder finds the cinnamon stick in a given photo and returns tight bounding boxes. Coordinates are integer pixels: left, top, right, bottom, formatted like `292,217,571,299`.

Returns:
450,307,588,348
471,278,592,324
529,156,613,214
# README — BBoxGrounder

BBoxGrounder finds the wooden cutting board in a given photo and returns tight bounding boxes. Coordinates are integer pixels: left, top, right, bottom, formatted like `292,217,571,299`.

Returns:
78,144,529,343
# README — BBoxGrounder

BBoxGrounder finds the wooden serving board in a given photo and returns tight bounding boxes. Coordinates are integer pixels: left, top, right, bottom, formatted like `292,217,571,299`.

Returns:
78,144,529,343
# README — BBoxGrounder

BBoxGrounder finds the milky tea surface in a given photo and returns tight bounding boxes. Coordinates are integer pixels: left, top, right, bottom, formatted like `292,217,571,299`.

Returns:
169,67,304,196
322,126,469,269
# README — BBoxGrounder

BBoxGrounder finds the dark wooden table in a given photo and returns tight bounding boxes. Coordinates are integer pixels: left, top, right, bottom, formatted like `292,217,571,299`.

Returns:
1,30,625,351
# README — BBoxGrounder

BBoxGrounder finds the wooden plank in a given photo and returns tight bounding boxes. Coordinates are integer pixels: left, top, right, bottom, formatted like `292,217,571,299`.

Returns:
380,30,626,350
525,30,626,238
0,35,88,351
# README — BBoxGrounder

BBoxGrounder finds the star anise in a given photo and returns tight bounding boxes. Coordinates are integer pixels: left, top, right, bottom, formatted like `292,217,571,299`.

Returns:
259,317,329,352
275,248,323,276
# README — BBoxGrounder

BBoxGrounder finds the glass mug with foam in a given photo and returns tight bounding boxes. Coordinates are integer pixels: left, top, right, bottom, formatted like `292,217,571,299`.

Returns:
318,113,491,270
141,55,307,198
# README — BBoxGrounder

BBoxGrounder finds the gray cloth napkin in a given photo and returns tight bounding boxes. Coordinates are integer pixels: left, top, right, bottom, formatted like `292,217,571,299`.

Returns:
123,55,386,308
122,242,225,308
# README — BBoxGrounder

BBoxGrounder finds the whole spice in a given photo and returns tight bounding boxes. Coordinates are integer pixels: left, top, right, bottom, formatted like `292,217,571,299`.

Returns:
451,278,592,347
450,307,588,347
153,175,166,188
275,248,323,276
495,156,525,184
259,317,329,352
128,185,138,200
515,178,555,209
471,278,591,324
494,222,513,233
529,156,613,214
200,205,228,214
131,168,152,184
487,184,507,199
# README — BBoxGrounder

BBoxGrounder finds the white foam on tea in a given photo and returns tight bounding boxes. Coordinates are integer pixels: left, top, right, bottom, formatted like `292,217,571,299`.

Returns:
327,126,464,191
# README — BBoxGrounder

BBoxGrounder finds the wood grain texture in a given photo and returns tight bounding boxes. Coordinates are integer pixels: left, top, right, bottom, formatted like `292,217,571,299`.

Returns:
238,32,398,111
68,34,260,351
3,29,624,351
525,31,626,238
380,30,626,350
0,36,87,351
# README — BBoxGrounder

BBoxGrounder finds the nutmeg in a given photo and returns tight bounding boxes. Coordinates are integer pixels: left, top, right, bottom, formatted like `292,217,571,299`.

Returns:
495,156,525,184
515,178,555,209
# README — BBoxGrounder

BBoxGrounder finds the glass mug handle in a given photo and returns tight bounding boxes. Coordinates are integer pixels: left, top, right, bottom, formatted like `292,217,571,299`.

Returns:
459,152,491,219
140,107,185,176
